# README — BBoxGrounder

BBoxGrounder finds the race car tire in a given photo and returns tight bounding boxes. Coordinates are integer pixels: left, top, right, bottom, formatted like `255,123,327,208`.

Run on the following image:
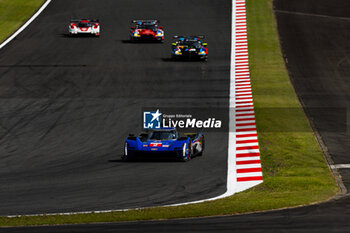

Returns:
182,141,192,162
122,142,132,161
197,136,205,156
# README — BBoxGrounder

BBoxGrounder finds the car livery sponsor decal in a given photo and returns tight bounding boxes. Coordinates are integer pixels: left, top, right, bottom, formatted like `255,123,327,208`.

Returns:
150,142,162,147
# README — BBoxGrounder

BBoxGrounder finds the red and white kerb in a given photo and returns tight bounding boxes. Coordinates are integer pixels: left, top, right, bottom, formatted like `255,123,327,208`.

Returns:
235,0,263,184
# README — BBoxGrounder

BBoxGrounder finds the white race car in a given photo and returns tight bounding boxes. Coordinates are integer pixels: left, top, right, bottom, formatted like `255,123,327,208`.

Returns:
69,19,100,36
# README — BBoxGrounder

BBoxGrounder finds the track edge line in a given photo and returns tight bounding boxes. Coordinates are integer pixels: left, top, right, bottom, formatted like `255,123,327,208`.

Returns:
0,0,52,50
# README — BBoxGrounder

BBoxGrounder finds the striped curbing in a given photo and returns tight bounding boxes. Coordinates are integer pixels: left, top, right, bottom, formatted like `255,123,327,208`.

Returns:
234,0,263,192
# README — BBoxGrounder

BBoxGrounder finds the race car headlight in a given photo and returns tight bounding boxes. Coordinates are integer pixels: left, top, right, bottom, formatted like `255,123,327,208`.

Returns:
133,31,140,37
198,51,206,55
175,50,182,55
156,31,163,37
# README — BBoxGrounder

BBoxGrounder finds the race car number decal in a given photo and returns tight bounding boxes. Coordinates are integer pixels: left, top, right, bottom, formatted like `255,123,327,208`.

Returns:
150,143,162,147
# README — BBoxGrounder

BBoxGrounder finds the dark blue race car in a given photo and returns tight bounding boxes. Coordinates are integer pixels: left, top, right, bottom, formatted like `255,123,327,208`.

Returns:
171,35,208,61
123,128,205,161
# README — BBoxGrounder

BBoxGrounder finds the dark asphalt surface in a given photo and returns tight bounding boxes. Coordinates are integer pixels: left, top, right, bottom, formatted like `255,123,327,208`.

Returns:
0,0,231,215
3,195,350,233
274,0,350,190
2,0,350,232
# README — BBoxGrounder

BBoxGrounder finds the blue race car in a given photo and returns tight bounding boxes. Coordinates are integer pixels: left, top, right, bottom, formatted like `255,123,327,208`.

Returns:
171,35,208,61
123,128,204,161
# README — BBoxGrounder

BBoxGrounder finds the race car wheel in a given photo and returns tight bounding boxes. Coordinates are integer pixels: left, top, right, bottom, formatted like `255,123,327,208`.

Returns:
198,136,205,156
122,142,131,161
182,142,192,162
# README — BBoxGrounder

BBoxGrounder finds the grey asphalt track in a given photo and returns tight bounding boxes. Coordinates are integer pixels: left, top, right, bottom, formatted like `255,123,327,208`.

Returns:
0,0,231,215
2,196,350,233
3,0,350,232
274,0,350,190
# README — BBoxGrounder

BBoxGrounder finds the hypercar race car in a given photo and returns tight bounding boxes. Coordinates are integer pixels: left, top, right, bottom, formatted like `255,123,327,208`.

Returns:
69,19,100,36
130,20,164,42
171,35,208,61
123,128,204,161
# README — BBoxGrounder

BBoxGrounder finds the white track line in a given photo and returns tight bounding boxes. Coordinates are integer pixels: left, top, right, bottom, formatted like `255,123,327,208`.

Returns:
0,0,52,50
331,164,350,169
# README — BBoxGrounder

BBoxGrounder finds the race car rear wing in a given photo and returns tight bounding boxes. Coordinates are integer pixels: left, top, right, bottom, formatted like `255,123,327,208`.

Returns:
70,19,99,23
173,35,205,39
132,19,159,24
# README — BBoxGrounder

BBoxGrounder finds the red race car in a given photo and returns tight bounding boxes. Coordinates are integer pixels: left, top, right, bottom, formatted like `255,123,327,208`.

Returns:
130,20,164,42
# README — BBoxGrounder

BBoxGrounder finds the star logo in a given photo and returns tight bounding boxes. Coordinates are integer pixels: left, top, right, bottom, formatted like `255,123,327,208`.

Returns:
143,109,162,129
150,109,162,123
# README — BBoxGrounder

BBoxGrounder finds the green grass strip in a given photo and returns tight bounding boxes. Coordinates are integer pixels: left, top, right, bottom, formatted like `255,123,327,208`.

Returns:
0,0,339,227
0,0,45,43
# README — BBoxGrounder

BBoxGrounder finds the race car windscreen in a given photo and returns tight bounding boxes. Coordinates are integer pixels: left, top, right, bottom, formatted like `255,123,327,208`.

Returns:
179,40,201,48
137,24,157,31
78,22,92,27
149,131,177,140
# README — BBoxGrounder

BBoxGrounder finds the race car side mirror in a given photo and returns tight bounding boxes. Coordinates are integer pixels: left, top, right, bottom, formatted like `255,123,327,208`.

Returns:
130,27,135,30
158,26,163,29
202,43,208,47
171,43,176,46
